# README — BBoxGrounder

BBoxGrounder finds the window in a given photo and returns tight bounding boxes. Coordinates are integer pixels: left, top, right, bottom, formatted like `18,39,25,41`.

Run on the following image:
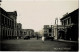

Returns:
65,20,67,25
49,34,51,36
68,18,69,25
49,29,52,32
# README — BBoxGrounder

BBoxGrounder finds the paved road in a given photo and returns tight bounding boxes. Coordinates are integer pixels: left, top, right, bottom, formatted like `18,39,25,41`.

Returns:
0,38,78,51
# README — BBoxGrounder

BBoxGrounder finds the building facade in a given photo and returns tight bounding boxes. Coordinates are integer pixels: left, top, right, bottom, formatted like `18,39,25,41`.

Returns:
7,11,17,39
0,7,17,39
60,9,79,41
17,23,22,39
22,29,34,38
53,25,67,40
0,1,1,38
43,25,54,37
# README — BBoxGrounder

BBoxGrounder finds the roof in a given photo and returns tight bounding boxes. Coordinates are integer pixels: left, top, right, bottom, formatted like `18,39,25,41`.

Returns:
0,7,17,19
60,8,79,20
7,11,17,19
7,11,17,16
0,7,8,17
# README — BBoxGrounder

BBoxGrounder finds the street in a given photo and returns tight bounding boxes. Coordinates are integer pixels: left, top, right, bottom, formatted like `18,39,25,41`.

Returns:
0,38,78,51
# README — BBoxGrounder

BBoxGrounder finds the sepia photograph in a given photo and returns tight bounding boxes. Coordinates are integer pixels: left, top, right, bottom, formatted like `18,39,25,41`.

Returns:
0,0,79,52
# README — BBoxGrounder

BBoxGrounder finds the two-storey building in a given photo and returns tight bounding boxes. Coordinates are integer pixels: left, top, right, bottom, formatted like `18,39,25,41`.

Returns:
43,25,54,37
22,29,34,38
60,9,79,41
0,7,17,39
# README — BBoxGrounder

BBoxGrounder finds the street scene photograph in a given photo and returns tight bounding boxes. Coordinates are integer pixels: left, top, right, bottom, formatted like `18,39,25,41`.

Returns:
0,0,79,51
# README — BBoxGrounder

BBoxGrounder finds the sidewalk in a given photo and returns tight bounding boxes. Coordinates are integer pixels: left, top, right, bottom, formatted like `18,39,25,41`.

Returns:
54,39,78,43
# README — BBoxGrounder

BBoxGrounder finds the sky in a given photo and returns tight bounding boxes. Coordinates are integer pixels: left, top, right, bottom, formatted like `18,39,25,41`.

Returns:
1,0,78,32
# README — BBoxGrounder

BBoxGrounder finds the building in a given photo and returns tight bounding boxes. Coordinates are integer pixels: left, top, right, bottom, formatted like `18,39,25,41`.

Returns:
7,11,17,39
17,23,22,39
60,9,79,41
0,7,17,39
53,25,67,40
22,29,34,38
34,32,39,37
34,32,41,38
0,1,1,39
43,25,54,38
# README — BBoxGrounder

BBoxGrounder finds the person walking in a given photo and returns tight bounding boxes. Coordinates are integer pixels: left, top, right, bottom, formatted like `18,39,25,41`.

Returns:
42,36,45,43
37,35,39,40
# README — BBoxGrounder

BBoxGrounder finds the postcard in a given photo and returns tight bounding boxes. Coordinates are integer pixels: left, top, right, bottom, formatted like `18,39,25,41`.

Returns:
0,0,79,52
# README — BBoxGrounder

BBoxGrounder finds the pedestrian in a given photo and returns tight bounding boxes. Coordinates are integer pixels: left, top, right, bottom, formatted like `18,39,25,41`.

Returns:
37,35,38,40
42,36,45,43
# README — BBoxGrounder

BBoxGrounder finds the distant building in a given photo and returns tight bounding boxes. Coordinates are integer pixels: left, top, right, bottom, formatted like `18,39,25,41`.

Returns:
34,32,41,37
34,32,39,37
22,29,34,38
43,25,54,37
60,9,79,41
17,23,22,39
0,7,17,39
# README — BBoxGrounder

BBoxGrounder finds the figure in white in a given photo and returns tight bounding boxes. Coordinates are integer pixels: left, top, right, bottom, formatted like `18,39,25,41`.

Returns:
42,36,45,43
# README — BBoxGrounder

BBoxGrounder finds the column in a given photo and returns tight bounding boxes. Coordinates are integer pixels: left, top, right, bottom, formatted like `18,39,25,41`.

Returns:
5,29,6,39
9,29,10,38
70,18,71,24
67,19,68,25
6,18,7,27
7,29,9,38
9,19,10,28
3,17,5,26
1,28,3,39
